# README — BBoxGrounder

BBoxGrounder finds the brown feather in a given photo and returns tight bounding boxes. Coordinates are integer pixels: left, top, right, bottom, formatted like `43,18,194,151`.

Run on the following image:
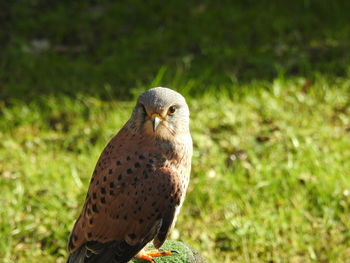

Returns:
68,126,185,253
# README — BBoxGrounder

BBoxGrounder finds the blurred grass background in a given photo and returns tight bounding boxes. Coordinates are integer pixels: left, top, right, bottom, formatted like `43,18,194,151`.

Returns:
1,1,350,262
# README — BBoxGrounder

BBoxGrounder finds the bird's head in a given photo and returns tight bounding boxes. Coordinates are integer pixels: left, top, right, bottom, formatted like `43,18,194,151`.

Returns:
129,87,190,141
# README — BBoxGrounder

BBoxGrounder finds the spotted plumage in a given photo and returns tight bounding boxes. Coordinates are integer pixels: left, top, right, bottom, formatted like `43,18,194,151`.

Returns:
67,87,192,263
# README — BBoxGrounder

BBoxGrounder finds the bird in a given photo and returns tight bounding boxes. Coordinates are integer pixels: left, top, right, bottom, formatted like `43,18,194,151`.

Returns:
67,87,193,263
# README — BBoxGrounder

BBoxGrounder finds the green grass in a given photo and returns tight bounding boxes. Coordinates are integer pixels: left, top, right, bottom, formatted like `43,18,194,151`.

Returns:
2,1,350,262
1,76,350,262
2,1,350,100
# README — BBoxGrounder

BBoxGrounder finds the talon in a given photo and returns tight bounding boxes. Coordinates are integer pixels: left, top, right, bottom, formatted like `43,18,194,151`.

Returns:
134,249,177,262
134,253,155,262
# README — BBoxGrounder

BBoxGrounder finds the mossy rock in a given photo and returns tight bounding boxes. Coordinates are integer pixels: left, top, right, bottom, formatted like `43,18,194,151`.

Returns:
131,240,206,263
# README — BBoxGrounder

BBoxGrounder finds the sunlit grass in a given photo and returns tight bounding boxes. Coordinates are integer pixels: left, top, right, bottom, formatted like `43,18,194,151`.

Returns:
1,77,350,262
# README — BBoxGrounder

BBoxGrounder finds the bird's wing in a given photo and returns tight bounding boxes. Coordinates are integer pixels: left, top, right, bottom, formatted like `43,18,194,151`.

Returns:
153,201,177,249
68,132,183,261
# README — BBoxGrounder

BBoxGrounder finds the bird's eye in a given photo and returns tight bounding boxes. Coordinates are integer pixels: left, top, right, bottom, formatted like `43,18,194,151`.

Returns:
168,106,176,115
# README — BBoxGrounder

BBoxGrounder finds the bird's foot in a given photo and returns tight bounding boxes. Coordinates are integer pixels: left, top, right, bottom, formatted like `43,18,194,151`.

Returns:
135,249,178,262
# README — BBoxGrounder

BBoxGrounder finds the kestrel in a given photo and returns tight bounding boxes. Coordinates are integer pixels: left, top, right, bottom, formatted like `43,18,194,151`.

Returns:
67,87,193,263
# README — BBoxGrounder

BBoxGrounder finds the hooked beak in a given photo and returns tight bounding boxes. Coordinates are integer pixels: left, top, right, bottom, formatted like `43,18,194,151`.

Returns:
151,114,162,132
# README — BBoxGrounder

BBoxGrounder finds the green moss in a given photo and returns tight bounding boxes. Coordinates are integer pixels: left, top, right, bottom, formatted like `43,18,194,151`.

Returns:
131,240,205,263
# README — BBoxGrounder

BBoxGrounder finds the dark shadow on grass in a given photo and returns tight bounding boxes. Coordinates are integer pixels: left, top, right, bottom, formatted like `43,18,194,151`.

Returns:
1,0,350,101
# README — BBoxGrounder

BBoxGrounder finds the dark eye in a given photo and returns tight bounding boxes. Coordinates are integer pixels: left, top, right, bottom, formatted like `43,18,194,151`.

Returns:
168,106,176,115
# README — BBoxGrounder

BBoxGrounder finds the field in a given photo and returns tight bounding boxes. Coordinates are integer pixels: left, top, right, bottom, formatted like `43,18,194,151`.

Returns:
1,1,350,262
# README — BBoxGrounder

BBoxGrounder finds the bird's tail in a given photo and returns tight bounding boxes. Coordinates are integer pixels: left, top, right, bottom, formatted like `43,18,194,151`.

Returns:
66,241,145,263
67,245,87,263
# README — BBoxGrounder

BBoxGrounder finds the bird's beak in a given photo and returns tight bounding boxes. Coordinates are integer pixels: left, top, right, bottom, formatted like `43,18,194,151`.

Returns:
151,113,162,132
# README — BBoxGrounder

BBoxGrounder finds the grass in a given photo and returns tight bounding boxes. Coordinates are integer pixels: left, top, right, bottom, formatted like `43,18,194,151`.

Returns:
2,1,350,100
1,1,350,262
1,76,350,262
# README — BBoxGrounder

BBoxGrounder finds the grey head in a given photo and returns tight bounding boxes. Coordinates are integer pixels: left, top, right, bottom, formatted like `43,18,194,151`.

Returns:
128,87,190,140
